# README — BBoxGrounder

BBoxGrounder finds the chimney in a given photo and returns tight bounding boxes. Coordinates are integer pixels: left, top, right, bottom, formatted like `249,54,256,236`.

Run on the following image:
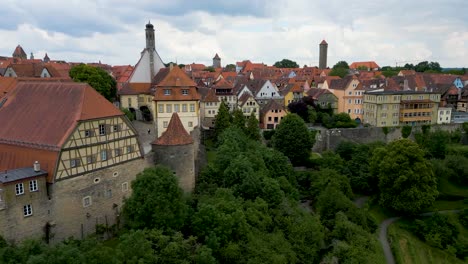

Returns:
34,161,40,172
403,79,409,91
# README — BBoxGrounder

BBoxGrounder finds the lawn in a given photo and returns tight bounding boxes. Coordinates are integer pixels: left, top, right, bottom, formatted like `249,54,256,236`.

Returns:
388,220,466,264
438,177,468,198
369,202,396,224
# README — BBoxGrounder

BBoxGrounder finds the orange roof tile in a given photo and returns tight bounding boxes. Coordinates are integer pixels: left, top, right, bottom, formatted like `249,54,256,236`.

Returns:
201,88,219,102
157,66,197,87
0,76,17,98
152,113,193,146
349,61,380,69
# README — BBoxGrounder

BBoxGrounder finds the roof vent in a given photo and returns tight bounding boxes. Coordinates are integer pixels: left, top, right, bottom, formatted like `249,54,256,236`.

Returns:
34,161,40,172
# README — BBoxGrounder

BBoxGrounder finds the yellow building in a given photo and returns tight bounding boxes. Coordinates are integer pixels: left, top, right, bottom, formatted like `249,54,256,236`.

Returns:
0,81,146,243
152,65,200,137
363,90,441,127
281,82,307,108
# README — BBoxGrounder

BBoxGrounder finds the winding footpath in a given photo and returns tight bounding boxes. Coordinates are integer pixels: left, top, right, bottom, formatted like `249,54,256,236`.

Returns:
377,210,461,264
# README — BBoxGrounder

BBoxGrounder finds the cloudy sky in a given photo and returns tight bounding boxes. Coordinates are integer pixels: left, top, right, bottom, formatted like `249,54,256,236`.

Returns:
0,0,466,68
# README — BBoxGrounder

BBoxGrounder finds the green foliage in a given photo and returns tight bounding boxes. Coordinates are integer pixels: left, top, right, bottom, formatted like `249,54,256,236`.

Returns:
416,129,452,159
381,70,398,77
273,59,299,68
225,64,236,71
422,124,431,134
329,67,348,78
122,166,188,231
323,113,357,128
272,113,314,166
333,61,349,69
231,109,245,129
370,139,438,214
414,61,442,73
203,66,216,72
245,112,261,141
121,108,135,121
262,129,275,140
444,155,468,185
412,213,459,249
382,126,389,135
308,106,317,124
69,64,117,101
213,100,231,141
401,125,412,138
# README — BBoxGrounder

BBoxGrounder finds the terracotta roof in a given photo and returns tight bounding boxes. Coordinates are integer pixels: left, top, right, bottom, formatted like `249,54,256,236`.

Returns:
8,62,44,77
238,92,254,106
399,70,416,76
213,78,233,89
306,88,334,99
152,113,193,146
119,82,152,95
0,81,123,150
220,71,237,79
0,76,17,98
201,88,219,102
349,61,380,70
44,63,71,78
157,66,197,87
320,40,328,45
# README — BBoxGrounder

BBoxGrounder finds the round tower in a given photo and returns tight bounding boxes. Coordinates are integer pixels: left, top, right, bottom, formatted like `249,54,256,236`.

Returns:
151,113,195,192
145,21,155,51
319,40,328,70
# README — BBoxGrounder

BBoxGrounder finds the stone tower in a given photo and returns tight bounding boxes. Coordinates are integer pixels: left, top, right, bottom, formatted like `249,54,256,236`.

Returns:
12,45,27,60
151,112,196,192
146,21,156,78
43,53,50,63
319,40,328,70
213,53,221,68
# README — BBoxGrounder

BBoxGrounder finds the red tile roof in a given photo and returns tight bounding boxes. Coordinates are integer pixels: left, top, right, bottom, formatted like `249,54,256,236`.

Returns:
152,113,193,146
213,78,233,89
349,61,380,70
12,45,27,59
154,66,200,101
0,77,17,98
201,88,219,102
0,81,123,150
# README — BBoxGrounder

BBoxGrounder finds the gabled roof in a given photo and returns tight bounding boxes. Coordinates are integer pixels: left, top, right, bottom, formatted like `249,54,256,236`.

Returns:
152,113,193,146
306,88,335,99
157,66,197,87
7,62,44,77
238,92,255,106
349,61,380,69
0,81,123,150
261,99,285,115
201,88,219,103
0,76,17,98
213,78,233,89
119,82,152,95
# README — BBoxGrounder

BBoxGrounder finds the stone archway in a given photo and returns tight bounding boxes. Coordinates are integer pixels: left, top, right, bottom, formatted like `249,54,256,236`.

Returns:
140,106,153,121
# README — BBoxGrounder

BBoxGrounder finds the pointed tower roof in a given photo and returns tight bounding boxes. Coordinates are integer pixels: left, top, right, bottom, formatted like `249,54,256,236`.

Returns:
12,45,27,59
43,53,50,62
320,39,328,45
213,53,221,60
152,113,194,146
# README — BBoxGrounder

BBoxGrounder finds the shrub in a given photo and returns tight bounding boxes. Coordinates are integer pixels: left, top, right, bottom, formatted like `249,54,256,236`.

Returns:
401,125,412,138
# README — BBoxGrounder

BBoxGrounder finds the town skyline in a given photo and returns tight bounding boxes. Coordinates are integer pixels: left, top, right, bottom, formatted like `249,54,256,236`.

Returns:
0,0,467,67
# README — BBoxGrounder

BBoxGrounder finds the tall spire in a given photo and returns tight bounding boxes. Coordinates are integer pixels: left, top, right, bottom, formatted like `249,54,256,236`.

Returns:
145,21,155,51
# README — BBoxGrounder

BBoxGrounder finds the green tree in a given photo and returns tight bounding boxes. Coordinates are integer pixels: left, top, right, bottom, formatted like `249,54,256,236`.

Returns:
214,101,231,141
232,109,246,129
370,139,438,214
272,114,314,166
225,64,236,72
69,64,117,101
274,59,299,68
333,61,349,69
121,108,135,121
122,166,188,230
245,112,261,141
308,106,317,124
329,67,348,78
204,66,216,72
401,125,412,138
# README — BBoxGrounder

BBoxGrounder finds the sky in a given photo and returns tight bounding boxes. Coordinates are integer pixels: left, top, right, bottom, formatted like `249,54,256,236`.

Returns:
0,0,467,68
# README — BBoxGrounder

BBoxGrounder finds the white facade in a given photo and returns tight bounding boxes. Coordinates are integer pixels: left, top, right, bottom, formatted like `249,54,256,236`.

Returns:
437,107,452,124
128,49,165,83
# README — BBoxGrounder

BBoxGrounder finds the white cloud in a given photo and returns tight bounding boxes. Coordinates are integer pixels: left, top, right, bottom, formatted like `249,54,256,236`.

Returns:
0,0,466,67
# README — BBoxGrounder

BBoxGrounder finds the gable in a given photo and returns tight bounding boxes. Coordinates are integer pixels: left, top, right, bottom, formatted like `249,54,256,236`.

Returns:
129,49,165,83
257,80,280,97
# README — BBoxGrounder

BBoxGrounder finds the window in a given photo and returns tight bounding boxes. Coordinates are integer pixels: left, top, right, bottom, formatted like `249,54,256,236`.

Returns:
70,159,78,168
122,182,129,192
182,104,187,112
23,205,33,216
29,180,38,192
163,121,168,128
99,124,106,135
83,196,92,207
159,104,164,113
87,155,94,164
190,104,195,112
16,183,24,195
84,130,91,137
101,150,108,161
182,89,189,95
127,145,134,153
164,89,171,95
166,104,172,113
115,148,122,156
174,104,180,112
188,121,193,127
113,125,119,132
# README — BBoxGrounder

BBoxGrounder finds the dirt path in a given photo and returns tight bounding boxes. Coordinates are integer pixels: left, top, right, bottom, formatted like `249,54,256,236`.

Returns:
378,210,461,264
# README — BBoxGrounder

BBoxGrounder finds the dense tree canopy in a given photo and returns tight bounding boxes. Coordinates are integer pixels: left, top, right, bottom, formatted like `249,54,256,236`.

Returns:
69,64,117,101
213,100,231,141
370,139,438,214
274,59,299,68
122,166,188,231
272,114,314,166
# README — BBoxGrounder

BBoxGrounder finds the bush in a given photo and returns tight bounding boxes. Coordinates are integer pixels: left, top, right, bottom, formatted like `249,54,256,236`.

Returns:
382,127,389,135
401,125,412,138
262,130,275,140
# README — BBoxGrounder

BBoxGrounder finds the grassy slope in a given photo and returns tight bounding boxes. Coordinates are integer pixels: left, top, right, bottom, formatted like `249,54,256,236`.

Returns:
388,221,465,264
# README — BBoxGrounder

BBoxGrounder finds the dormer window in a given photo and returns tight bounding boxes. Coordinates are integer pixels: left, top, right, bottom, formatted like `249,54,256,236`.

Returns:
182,89,189,95
164,89,171,95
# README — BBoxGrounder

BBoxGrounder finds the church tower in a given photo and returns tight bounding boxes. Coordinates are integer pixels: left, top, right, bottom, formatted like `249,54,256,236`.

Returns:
319,40,328,70
146,21,156,78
